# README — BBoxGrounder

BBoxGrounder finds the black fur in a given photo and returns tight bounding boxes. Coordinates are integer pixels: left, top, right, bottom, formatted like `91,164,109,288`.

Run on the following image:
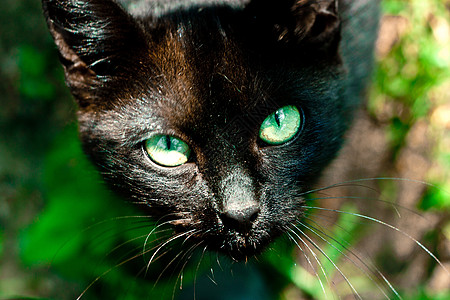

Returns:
42,0,379,260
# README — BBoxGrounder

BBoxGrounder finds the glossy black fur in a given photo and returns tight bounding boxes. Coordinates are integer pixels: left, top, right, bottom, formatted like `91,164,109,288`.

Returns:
42,0,379,260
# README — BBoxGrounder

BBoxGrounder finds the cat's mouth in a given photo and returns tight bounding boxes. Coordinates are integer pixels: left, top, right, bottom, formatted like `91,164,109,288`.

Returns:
170,218,273,261
204,222,278,261
205,233,266,261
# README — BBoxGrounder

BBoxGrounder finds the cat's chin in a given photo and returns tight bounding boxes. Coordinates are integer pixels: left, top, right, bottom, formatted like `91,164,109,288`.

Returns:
211,239,267,261
201,229,277,261
169,221,275,261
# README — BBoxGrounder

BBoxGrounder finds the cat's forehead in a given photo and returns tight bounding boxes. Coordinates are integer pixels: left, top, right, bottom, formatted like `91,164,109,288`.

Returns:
140,15,267,125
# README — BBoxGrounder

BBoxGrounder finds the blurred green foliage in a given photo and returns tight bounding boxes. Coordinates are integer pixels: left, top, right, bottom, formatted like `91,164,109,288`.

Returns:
375,0,450,212
19,125,175,298
1,0,449,299
17,45,56,101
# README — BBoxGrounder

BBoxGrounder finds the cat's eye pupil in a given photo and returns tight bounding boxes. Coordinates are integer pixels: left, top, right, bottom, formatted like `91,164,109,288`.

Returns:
274,111,281,127
165,135,172,149
259,105,301,145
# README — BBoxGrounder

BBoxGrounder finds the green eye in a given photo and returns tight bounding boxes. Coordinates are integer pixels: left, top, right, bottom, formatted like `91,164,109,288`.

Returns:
259,105,302,145
145,135,191,167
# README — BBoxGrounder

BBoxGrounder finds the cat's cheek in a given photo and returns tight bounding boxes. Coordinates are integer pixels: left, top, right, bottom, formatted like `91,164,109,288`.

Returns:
102,147,202,201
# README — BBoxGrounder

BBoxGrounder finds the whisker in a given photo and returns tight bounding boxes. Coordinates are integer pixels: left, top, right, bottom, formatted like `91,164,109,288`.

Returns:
76,237,167,300
106,228,172,259
172,241,205,300
302,206,449,275
142,212,194,256
51,215,154,264
304,195,401,217
299,177,439,198
297,220,398,299
216,251,224,272
292,226,362,299
153,247,187,288
207,263,218,286
304,194,435,220
146,229,197,274
302,211,366,232
285,227,329,299
154,231,202,288
193,244,209,300
143,219,180,258
317,183,382,196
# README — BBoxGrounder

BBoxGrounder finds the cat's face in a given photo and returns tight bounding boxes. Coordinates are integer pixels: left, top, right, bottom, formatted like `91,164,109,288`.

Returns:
43,0,353,259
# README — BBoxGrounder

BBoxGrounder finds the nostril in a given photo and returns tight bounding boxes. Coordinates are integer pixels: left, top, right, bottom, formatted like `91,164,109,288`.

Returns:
220,205,260,232
249,209,258,222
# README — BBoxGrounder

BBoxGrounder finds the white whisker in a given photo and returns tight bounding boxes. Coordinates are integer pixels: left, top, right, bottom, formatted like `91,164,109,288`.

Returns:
298,220,398,299
146,229,197,274
300,177,439,198
293,226,362,299
302,205,449,275
286,227,329,298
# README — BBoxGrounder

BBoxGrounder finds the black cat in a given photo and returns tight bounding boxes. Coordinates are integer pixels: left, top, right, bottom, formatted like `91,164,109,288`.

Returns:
42,0,379,264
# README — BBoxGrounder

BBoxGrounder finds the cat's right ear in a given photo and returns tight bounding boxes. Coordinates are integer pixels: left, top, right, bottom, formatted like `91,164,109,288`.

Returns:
42,0,147,107
245,0,341,56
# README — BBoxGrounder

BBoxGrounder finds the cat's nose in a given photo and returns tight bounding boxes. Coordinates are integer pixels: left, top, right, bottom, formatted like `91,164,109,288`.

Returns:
220,205,260,233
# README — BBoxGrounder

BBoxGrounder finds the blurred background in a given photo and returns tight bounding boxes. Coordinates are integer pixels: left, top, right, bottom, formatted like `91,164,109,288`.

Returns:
0,0,449,299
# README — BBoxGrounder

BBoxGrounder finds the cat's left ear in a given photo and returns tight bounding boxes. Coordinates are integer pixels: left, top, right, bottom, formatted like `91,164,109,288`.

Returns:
245,0,341,54
42,0,148,107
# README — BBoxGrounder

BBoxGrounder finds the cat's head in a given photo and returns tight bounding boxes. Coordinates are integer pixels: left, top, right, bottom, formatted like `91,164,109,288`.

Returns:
43,0,353,260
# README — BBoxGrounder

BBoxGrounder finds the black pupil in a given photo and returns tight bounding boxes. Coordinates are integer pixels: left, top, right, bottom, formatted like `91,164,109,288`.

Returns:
165,136,172,150
274,111,281,127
